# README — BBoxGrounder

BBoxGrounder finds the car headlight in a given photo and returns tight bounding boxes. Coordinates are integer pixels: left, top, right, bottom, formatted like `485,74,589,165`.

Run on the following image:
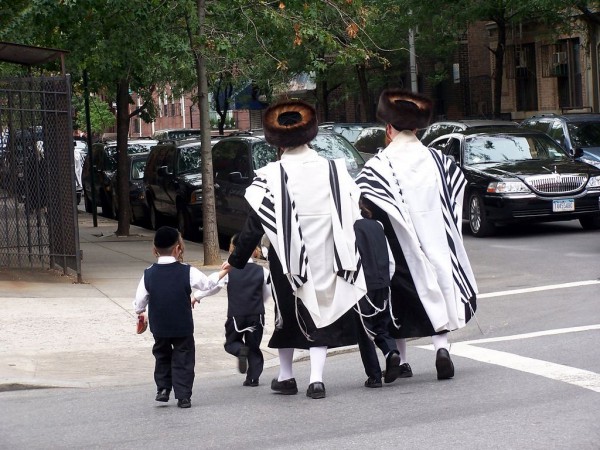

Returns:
587,175,600,189
190,189,202,204
486,181,531,194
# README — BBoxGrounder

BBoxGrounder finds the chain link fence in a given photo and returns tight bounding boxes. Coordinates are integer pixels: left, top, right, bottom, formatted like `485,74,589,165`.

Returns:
0,75,81,280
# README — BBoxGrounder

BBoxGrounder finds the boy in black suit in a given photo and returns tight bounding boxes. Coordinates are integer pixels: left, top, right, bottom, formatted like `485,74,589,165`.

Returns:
193,234,271,387
354,196,402,388
133,226,227,408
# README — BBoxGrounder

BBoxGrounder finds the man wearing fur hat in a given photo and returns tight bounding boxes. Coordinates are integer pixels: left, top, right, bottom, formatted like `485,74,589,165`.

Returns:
223,99,366,399
355,89,478,380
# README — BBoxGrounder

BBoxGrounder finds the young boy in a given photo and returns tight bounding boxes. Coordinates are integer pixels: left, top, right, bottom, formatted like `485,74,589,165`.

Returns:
193,234,271,387
133,226,227,408
353,196,402,388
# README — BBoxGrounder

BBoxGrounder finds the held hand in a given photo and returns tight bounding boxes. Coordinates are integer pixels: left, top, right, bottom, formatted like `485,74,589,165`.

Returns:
190,294,199,309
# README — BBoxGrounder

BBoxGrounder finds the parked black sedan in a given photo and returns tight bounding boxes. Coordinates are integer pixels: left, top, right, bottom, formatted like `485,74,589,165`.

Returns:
108,151,150,224
428,128,600,236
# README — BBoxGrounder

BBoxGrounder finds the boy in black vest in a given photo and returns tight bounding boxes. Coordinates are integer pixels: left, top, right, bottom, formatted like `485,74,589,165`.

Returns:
354,196,403,388
133,226,227,408
193,234,271,387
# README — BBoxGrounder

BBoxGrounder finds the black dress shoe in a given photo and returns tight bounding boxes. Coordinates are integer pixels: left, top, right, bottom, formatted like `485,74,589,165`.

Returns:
435,348,454,380
384,351,401,383
238,346,249,374
177,398,191,408
398,362,413,378
271,378,298,395
364,377,382,388
306,382,326,399
243,378,259,387
155,388,170,402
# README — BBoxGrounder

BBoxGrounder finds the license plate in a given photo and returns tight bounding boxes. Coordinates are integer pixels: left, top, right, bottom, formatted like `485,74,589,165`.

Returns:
553,199,575,212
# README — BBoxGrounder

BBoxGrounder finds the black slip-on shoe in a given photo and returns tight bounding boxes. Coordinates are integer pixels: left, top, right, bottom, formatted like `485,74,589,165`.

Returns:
306,382,326,399
435,348,454,380
384,351,401,383
271,378,298,395
364,377,383,388
243,378,259,387
177,398,191,408
155,388,170,402
398,362,413,378
238,346,249,374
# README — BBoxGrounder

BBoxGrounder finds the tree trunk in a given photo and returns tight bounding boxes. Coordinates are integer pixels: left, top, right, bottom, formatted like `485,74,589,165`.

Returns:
115,79,131,236
196,0,221,265
492,21,506,119
356,64,371,122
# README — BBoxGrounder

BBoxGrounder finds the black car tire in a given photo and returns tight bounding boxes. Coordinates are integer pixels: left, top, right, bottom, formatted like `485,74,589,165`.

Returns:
149,200,162,230
579,216,600,230
469,193,495,237
84,191,93,213
100,192,114,219
177,205,200,240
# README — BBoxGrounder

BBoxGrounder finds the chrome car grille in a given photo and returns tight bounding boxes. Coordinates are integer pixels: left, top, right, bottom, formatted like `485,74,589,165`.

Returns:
525,174,587,195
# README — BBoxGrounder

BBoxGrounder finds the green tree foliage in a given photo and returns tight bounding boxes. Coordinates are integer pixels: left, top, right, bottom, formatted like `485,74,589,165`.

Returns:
72,95,116,139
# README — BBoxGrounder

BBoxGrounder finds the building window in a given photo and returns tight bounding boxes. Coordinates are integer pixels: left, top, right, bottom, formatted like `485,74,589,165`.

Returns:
506,44,538,111
541,38,582,109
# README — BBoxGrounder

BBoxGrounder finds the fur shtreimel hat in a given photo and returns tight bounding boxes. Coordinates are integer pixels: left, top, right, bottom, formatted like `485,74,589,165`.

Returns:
154,226,180,249
376,89,433,131
263,100,318,148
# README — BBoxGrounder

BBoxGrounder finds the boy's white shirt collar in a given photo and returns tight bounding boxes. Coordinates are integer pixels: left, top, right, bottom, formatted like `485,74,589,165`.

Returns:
157,256,177,264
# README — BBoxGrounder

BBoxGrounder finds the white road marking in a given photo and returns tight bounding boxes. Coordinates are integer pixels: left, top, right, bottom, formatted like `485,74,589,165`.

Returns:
478,279,600,299
417,325,600,393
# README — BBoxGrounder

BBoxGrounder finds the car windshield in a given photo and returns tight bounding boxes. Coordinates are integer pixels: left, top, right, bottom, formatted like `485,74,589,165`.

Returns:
178,145,201,173
310,134,365,176
105,144,148,171
464,135,569,164
567,121,600,148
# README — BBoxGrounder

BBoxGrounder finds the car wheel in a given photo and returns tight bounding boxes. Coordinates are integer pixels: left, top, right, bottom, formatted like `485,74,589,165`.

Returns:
469,193,495,237
579,216,600,230
84,191,93,213
149,201,162,230
177,206,199,240
101,193,114,219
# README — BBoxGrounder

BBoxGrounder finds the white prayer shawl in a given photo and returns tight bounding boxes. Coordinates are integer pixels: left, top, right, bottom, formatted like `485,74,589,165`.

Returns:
245,146,366,329
357,132,478,332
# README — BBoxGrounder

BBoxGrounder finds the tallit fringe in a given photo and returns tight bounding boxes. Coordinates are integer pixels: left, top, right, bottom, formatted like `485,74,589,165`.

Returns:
271,279,284,330
386,288,402,329
233,317,257,334
468,302,484,335
295,294,314,342
353,301,376,342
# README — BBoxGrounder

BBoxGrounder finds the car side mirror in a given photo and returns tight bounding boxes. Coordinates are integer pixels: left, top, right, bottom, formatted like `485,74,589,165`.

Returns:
157,166,170,176
573,147,584,158
228,171,246,183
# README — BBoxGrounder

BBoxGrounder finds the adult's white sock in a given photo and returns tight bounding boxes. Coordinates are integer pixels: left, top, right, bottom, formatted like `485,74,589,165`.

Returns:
278,348,295,381
432,333,449,352
309,346,327,383
396,338,407,364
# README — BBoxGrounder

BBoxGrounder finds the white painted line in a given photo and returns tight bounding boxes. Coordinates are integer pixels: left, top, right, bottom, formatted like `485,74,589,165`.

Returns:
458,324,600,345
478,279,600,299
450,343,600,393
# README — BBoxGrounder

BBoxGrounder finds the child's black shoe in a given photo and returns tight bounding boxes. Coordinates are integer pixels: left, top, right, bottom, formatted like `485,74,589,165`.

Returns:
243,378,259,387
155,388,170,402
238,346,249,374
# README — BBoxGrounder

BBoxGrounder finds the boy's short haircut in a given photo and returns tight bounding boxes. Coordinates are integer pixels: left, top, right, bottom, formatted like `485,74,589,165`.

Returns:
154,226,180,252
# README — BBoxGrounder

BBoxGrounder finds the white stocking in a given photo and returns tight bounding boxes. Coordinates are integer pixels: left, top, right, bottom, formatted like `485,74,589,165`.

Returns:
432,333,449,352
309,346,327,383
278,348,295,381
396,338,407,364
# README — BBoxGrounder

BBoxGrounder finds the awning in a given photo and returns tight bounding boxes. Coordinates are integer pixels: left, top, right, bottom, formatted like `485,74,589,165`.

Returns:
0,41,68,74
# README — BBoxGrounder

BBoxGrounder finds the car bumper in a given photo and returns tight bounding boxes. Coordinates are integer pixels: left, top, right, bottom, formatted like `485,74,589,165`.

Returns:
484,191,600,224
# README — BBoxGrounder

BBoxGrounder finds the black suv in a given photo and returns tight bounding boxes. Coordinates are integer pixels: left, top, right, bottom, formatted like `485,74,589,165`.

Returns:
211,130,365,238
143,138,203,238
82,141,148,217
520,113,600,167
420,119,519,146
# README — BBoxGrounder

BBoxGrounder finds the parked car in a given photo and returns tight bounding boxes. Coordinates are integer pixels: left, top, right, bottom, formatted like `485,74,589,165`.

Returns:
353,126,386,159
82,141,148,217
143,138,204,238
211,129,365,238
428,128,600,236
420,119,519,146
519,113,600,168
129,138,158,151
318,122,379,144
152,128,201,142
107,151,151,224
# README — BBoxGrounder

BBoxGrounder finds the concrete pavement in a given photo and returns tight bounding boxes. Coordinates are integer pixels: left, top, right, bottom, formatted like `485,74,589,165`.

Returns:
0,212,286,391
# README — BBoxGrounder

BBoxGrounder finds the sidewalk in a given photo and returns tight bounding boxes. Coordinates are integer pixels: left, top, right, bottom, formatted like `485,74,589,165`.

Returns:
0,212,286,391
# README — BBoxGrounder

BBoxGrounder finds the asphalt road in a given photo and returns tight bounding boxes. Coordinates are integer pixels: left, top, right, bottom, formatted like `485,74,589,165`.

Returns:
1,220,599,449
